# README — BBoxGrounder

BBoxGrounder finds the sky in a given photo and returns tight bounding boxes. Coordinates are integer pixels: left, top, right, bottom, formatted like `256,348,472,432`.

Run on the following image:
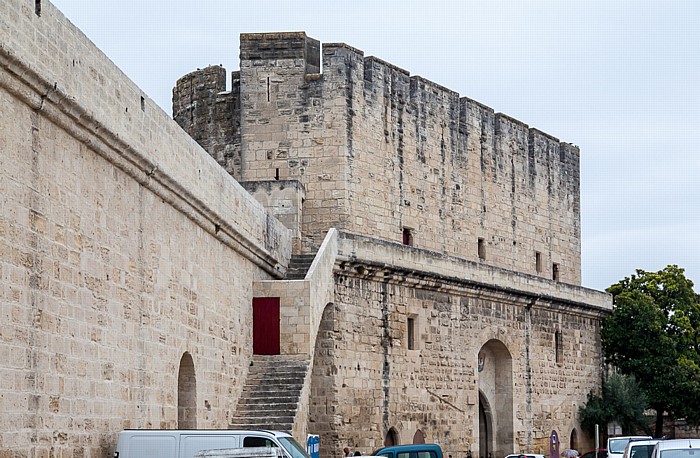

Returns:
49,0,700,293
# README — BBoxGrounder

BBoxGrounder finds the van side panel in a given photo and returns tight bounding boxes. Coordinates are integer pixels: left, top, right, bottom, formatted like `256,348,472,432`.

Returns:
180,435,241,458
127,434,178,457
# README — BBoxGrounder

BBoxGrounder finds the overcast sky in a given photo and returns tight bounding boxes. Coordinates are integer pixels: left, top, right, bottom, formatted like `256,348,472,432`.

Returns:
49,0,700,292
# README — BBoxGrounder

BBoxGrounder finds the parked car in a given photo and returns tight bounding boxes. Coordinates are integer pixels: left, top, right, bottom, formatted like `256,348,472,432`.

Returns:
581,449,608,458
608,437,653,458
372,444,443,458
623,440,661,458
651,439,700,458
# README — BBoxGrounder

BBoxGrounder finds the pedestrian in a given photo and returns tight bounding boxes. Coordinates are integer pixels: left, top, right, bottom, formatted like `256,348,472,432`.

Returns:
344,448,351,457
354,452,362,456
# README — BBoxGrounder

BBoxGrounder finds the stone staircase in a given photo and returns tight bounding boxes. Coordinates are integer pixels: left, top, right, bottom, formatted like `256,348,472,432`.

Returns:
285,254,315,280
229,355,309,432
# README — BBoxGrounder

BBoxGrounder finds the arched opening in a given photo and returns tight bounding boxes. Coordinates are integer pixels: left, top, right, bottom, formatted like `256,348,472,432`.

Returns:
384,428,399,447
479,391,493,458
477,339,513,458
309,303,342,454
178,352,197,429
413,430,425,444
569,429,578,452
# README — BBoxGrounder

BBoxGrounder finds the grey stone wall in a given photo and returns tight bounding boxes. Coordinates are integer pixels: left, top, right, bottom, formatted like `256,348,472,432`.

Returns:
0,0,291,455
174,32,582,285
308,233,606,456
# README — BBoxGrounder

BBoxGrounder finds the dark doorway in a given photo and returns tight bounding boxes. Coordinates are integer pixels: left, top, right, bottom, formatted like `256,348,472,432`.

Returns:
253,297,280,355
479,392,492,458
178,352,197,429
384,428,399,446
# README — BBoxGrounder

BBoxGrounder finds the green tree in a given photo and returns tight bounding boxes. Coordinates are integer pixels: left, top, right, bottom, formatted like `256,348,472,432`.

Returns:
602,265,700,437
579,373,648,436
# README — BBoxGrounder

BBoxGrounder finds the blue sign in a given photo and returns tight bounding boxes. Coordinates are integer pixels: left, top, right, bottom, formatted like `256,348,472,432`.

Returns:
307,434,320,458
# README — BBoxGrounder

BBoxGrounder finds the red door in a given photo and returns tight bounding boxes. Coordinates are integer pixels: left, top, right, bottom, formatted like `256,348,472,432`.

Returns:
252,297,280,355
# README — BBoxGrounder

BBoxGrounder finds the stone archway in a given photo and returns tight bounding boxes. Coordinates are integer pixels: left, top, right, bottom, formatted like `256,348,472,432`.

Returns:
178,352,197,429
477,339,513,458
413,429,425,444
385,427,399,446
570,429,578,452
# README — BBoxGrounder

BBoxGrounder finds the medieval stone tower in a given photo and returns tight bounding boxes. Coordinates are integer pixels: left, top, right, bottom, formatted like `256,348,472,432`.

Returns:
172,31,608,457
0,2,610,456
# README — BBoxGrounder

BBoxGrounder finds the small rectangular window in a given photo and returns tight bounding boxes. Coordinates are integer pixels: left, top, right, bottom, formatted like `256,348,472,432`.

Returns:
555,330,563,364
402,227,413,246
407,317,415,350
553,263,560,281
478,238,486,260
536,251,542,273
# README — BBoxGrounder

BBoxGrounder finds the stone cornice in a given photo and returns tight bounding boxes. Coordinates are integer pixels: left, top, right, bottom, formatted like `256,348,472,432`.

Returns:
335,231,611,319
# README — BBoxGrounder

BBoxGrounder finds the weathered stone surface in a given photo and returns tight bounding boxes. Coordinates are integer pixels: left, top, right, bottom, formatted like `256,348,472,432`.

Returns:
0,3,611,458
176,33,581,284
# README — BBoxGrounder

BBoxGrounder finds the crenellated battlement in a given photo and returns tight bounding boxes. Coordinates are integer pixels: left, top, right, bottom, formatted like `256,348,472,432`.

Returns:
173,31,582,284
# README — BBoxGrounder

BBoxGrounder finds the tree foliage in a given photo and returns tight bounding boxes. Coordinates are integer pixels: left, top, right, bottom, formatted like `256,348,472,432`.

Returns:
579,373,648,436
601,265,700,436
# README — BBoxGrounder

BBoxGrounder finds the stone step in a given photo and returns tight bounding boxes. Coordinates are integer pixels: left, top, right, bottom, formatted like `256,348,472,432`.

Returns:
228,422,293,433
241,385,304,395
231,415,294,424
236,402,299,413
246,369,307,378
236,395,300,404
285,254,316,279
233,357,310,433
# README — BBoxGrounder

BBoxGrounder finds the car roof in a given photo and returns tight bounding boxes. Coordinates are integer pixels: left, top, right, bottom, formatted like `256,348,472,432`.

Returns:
627,441,660,447
374,445,442,455
655,439,700,450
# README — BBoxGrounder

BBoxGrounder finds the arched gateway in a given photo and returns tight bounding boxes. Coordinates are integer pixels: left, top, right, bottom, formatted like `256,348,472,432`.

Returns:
477,340,514,458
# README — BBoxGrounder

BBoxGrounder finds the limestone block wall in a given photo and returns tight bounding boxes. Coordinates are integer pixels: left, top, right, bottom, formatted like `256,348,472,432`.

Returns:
173,66,242,178
309,233,609,458
252,229,338,358
0,0,292,455
242,180,306,254
174,32,582,285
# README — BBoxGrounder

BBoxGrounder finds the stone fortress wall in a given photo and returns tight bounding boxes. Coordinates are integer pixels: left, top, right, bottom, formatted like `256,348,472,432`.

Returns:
0,0,291,455
173,31,609,457
0,1,612,456
174,32,581,284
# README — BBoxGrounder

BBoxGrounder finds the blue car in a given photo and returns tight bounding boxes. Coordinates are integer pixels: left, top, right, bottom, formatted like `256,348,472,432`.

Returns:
372,444,443,458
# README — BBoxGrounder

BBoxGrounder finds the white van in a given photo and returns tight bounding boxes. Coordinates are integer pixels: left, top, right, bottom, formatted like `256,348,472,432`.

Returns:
650,439,700,458
609,437,653,458
113,429,311,458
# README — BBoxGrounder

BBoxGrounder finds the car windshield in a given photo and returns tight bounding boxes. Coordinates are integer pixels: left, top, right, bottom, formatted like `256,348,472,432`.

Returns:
278,437,311,458
610,440,632,453
630,445,655,458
